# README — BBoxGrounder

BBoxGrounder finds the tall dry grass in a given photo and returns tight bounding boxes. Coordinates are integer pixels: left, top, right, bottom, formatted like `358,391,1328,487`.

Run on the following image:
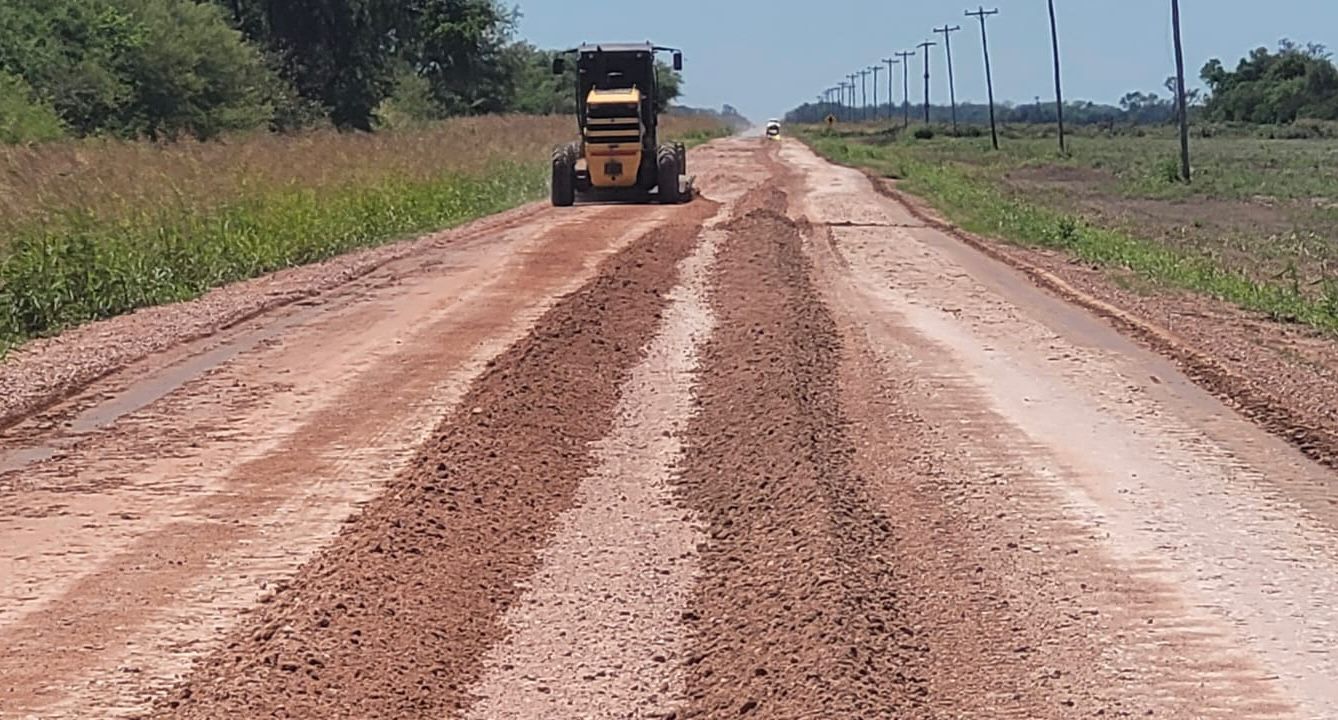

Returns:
0,113,727,350
0,115,572,233
0,114,723,233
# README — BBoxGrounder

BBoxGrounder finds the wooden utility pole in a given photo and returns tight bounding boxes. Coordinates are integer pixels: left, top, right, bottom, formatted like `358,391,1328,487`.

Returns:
918,40,937,125
1047,0,1067,154
934,25,962,135
1171,0,1192,181
870,65,884,122
848,74,859,122
966,7,1000,149
896,50,916,129
882,58,899,122
859,68,872,122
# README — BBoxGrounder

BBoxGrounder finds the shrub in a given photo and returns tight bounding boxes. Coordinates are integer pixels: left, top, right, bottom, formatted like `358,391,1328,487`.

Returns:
914,126,935,140
0,72,64,144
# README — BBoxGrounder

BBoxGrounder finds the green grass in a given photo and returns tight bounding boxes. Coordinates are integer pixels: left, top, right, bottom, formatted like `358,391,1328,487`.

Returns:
802,126,1338,334
0,165,544,351
675,125,734,148
0,114,729,354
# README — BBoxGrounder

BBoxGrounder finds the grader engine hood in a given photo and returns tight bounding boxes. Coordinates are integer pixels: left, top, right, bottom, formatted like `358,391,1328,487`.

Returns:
584,88,644,188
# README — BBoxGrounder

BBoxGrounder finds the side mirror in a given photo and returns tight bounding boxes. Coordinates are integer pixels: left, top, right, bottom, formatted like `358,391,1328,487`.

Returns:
672,52,683,71
552,57,565,75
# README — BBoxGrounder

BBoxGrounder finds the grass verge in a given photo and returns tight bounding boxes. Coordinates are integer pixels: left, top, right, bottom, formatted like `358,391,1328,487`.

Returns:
801,128,1338,334
0,114,726,352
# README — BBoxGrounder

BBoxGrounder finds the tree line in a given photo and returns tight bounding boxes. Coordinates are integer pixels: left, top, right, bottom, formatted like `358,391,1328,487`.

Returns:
787,40,1338,130
0,0,688,143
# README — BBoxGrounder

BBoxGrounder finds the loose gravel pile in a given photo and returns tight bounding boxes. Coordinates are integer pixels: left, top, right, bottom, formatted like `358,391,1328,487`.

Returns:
147,210,708,719
671,196,917,718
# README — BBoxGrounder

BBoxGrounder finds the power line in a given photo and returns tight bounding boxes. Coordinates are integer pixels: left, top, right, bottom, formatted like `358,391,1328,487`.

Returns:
895,50,916,129
934,25,963,135
917,40,937,125
966,6,1000,149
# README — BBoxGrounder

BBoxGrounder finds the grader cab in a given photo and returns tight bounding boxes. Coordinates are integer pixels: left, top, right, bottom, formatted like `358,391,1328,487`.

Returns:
550,43,692,206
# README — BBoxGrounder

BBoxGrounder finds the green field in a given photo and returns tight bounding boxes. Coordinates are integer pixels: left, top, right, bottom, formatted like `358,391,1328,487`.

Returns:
802,125,1338,333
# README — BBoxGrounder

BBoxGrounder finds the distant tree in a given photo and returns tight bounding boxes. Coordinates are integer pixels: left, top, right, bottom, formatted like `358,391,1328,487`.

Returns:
119,0,274,139
218,0,521,128
0,0,142,136
398,0,517,116
219,0,404,130
654,61,682,114
1162,75,1201,107
1119,90,1175,124
0,0,276,139
1201,40,1338,123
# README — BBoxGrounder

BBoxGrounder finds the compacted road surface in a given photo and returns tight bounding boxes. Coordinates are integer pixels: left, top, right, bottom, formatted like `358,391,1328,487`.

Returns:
1,137,1335,719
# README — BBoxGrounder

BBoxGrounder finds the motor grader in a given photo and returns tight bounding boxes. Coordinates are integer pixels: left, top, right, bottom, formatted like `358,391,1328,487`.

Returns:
550,43,692,206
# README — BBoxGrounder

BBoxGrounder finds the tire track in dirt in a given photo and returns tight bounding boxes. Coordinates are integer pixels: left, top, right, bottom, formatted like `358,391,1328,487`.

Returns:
672,192,915,718
145,200,716,720
790,143,1303,718
866,174,1338,473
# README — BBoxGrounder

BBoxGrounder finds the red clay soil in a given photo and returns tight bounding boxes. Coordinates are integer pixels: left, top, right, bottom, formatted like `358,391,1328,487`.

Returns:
143,201,715,719
671,196,917,718
874,177,1338,472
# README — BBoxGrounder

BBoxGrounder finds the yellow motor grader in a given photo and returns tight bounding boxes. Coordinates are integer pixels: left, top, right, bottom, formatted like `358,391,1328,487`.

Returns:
550,43,692,206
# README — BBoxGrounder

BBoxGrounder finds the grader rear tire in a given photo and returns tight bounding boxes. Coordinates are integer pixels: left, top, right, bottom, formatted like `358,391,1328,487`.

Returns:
551,144,576,207
656,145,681,204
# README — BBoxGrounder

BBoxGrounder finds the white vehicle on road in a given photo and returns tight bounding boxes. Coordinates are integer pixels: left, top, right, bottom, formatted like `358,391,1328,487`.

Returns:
765,119,781,139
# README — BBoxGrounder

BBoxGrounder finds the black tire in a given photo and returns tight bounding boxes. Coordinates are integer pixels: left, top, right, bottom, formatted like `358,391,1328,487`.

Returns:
656,145,681,204
551,144,576,207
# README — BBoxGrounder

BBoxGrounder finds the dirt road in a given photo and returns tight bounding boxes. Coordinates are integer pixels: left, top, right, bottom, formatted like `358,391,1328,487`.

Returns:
1,137,1335,719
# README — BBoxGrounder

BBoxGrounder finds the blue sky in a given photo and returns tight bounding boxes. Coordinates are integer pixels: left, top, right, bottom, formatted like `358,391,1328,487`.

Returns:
515,1,1338,122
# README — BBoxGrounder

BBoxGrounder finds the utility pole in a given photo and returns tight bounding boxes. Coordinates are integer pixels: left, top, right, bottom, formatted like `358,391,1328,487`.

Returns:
841,81,853,122
918,40,937,125
882,58,899,122
848,73,859,122
1048,0,1067,154
895,50,916,129
859,68,872,122
966,7,1000,149
934,25,962,135
870,65,883,122
1171,0,1191,182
